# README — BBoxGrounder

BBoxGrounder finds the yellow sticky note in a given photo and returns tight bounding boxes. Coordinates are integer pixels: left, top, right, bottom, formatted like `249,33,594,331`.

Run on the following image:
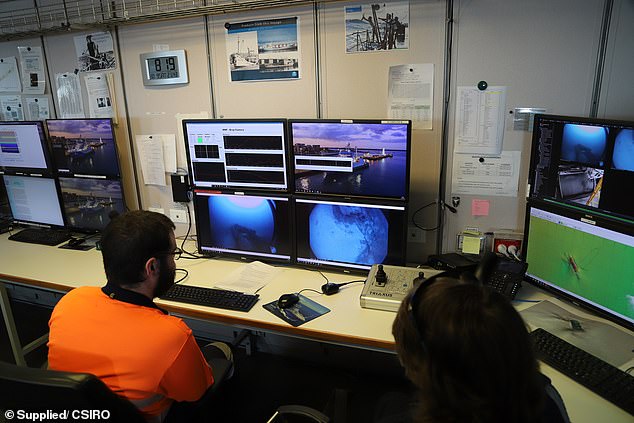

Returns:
462,236,482,254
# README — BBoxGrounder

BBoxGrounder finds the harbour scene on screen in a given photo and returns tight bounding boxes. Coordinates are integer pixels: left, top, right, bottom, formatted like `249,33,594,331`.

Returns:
48,119,119,176
292,122,408,199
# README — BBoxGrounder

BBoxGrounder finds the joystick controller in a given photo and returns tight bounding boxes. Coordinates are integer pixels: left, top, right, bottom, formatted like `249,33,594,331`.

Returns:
375,264,387,286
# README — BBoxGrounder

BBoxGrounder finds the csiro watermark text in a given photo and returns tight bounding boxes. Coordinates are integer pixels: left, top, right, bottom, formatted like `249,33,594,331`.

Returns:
4,410,111,421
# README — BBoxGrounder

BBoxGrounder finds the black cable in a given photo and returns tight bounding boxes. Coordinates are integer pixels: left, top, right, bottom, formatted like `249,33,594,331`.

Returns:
297,288,323,296
176,204,206,260
175,268,189,284
412,200,457,231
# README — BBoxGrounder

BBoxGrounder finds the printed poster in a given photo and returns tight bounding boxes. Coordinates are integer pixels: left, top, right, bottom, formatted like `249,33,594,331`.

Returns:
225,17,300,82
74,31,116,72
0,95,24,121
18,46,46,94
25,97,50,120
345,2,409,53
0,57,22,92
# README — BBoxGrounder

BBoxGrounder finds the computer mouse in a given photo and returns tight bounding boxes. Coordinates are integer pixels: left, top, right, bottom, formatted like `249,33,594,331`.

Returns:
277,293,300,309
68,238,85,247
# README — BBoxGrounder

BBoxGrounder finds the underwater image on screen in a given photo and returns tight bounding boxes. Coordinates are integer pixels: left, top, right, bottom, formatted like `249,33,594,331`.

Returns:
560,123,607,166
208,195,279,254
612,129,634,172
308,203,388,265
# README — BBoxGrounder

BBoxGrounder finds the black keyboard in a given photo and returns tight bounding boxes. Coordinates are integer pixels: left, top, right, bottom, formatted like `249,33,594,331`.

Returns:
160,284,259,312
531,328,634,415
8,228,72,246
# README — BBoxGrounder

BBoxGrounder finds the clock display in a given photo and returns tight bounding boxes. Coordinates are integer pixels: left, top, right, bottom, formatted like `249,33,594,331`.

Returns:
147,56,180,80
140,50,188,86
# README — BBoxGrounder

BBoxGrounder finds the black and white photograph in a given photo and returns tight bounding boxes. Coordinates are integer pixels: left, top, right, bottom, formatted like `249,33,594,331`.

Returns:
345,2,409,53
74,31,116,72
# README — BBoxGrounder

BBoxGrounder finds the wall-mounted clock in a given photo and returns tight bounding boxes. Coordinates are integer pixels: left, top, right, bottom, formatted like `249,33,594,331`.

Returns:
140,50,188,86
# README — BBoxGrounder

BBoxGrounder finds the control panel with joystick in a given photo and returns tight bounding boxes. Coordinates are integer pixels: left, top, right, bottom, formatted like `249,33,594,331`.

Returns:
360,264,443,312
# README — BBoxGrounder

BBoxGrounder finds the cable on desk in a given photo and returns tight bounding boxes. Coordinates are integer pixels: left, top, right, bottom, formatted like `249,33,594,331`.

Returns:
175,268,189,284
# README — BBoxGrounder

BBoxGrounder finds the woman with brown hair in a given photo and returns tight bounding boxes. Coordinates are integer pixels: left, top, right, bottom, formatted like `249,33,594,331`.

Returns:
385,271,569,423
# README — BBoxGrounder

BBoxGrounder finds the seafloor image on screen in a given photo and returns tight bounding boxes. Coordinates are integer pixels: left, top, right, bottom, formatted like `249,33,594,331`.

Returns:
308,203,388,265
47,120,119,176
206,195,288,256
526,213,634,322
612,129,634,172
560,123,607,167
59,177,125,231
292,122,408,199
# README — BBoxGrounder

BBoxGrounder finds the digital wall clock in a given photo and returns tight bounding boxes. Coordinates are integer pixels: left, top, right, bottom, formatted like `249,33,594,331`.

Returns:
140,50,188,86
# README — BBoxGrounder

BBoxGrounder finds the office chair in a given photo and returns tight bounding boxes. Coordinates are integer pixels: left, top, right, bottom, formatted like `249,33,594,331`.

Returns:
0,360,145,422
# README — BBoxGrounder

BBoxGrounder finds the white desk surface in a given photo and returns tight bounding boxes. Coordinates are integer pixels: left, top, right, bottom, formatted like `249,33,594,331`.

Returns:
0,233,632,423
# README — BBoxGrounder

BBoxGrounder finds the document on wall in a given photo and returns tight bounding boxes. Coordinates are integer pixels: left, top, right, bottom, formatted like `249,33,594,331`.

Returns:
213,261,282,294
136,135,166,186
25,97,50,120
454,86,506,155
55,72,85,118
0,95,24,121
0,57,22,92
84,72,113,118
388,63,433,130
451,151,521,197
18,46,46,94
138,134,177,174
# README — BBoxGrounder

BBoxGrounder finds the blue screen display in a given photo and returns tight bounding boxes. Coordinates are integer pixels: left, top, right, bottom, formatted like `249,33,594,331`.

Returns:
560,123,607,166
194,191,292,261
295,199,406,271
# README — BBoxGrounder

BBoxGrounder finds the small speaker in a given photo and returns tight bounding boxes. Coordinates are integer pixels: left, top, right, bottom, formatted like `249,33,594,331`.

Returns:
170,174,190,203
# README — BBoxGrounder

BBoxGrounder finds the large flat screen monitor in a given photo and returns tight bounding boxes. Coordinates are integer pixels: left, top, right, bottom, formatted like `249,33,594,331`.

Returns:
193,190,292,262
528,114,634,222
290,119,411,200
46,118,120,177
183,119,289,191
0,121,52,175
3,174,65,228
295,198,407,272
58,177,126,232
523,199,634,331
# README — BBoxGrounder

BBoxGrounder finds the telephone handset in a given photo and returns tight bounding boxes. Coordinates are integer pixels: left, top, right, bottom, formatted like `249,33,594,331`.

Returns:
474,252,526,300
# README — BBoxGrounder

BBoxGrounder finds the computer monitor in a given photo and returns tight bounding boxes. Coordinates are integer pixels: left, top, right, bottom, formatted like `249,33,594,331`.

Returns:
523,199,634,331
289,119,411,200
193,190,292,262
294,198,407,272
3,174,65,228
58,177,126,232
182,119,289,191
528,114,634,221
46,118,120,177
0,121,52,175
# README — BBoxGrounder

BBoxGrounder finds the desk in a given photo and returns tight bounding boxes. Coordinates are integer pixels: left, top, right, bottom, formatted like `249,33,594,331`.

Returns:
0,233,632,422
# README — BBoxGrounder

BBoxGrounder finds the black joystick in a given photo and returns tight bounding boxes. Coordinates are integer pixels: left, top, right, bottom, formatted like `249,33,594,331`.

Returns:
413,271,425,284
375,264,387,285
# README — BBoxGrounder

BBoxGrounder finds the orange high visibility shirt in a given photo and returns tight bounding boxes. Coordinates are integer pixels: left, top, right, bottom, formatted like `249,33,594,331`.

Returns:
48,286,214,420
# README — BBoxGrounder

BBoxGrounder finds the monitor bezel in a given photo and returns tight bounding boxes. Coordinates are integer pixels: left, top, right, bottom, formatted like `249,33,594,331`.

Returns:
3,174,67,230
57,175,126,234
288,118,412,202
192,189,294,264
0,120,54,176
528,113,634,223
523,198,634,332
182,118,290,192
293,195,408,275
45,118,121,178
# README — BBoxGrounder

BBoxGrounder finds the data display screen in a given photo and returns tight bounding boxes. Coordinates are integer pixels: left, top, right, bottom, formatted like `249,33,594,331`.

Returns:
0,121,51,174
3,175,64,227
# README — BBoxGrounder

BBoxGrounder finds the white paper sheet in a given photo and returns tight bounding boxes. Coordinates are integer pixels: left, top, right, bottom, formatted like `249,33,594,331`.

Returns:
451,151,521,197
454,86,507,155
0,57,22,92
55,72,85,118
213,261,282,294
388,63,433,129
157,134,177,173
84,72,114,118
0,95,24,120
136,135,166,186
25,97,50,120
18,46,45,94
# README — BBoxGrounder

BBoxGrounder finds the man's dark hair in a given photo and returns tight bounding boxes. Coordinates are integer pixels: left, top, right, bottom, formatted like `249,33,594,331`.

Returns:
100,210,175,287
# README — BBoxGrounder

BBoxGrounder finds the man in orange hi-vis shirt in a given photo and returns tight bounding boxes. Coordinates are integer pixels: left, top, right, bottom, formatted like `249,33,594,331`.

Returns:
48,211,232,422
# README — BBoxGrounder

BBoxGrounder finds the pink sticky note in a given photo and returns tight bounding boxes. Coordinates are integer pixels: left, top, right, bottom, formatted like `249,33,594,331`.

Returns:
472,199,490,216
